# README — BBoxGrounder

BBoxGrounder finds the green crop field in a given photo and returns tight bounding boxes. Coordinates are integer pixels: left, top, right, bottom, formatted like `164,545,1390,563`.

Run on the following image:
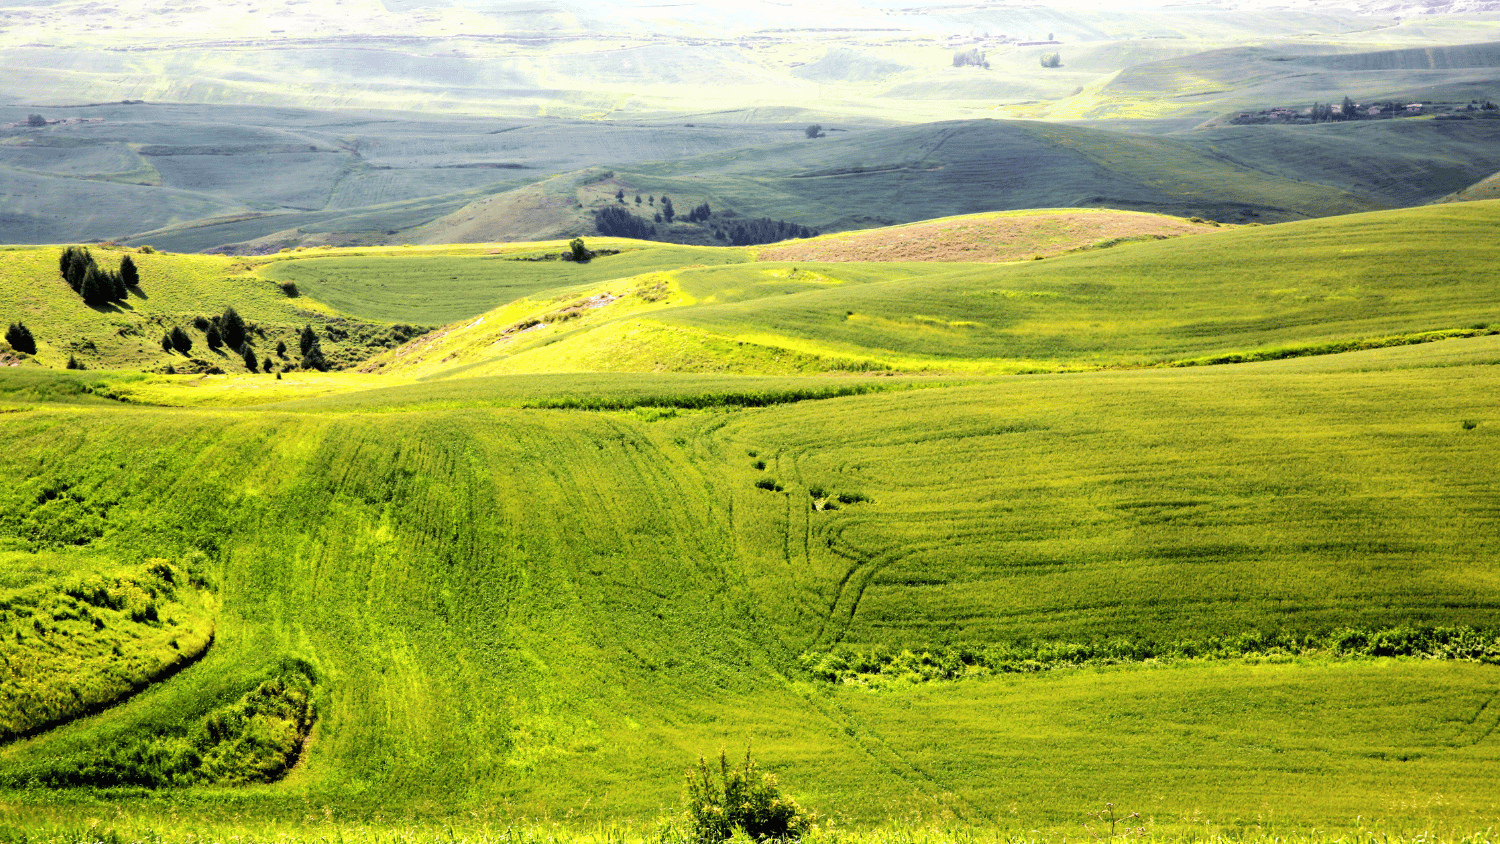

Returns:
4,197,1500,840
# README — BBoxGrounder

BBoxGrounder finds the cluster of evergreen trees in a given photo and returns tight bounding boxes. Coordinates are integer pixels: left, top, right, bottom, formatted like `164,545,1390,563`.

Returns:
158,307,315,373
685,202,713,223
953,48,989,68
719,218,818,246
59,246,140,306
593,206,658,239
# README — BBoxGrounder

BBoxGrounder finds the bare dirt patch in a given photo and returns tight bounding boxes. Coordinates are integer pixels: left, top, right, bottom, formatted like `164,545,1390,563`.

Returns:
758,210,1227,264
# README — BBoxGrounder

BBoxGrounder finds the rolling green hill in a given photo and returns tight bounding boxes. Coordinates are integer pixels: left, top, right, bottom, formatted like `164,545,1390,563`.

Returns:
6,200,1500,838
365,201,1500,379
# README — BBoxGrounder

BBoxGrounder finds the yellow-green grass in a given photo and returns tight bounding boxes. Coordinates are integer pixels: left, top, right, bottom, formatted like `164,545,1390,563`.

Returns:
258,241,752,326
1,336,1500,829
370,201,1500,379
0,555,213,742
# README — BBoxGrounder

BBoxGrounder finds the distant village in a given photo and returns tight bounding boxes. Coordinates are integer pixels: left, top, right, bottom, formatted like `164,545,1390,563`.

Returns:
1230,98,1500,125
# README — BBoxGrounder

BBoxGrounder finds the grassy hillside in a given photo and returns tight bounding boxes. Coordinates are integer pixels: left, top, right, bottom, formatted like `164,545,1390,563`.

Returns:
258,241,750,325
1,336,1500,831
368,202,1500,379
756,209,1226,263
1439,168,1500,202
0,245,414,373
1069,41,1500,121
6,199,1500,836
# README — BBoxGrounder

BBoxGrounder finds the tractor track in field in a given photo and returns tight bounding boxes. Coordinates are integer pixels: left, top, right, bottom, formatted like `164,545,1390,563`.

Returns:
1459,687,1500,746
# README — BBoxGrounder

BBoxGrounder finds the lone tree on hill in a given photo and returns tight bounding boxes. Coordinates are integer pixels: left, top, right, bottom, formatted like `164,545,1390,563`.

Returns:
6,322,36,355
298,325,318,357
616,189,625,203
27,114,45,127
276,340,287,358
119,255,139,289
805,124,823,138
220,307,246,350
1040,52,1062,68
66,354,83,370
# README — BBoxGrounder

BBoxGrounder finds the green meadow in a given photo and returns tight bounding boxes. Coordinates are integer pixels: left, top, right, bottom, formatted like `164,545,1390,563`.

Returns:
3,197,1500,839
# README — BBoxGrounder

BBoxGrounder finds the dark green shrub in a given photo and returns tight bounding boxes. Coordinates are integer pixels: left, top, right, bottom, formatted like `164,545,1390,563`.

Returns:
686,749,812,842
161,332,173,353
754,478,782,492
6,322,36,355
279,281,298,297
170,326,192,354
567,237,595,262
242,347,258,371
205,325,223,350
835,492,871,505
65,354,83,370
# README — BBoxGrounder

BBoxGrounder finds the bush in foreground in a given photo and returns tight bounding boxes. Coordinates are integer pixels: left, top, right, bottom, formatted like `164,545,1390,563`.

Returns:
687,749,813,842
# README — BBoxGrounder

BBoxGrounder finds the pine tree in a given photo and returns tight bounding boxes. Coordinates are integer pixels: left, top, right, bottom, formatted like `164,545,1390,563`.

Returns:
221,307,246,350
616,189,625,202
60,246,96,293
301,344,328,372
81,266,112,306
276,340,287,358
661,196,675,223
162,333,173,353
242,346,258,371
120,255,139,289
65,354,83,370
170,326,192,354
5,322,36,355
109,270,128,302
205,325,223,350
298,325,317,357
